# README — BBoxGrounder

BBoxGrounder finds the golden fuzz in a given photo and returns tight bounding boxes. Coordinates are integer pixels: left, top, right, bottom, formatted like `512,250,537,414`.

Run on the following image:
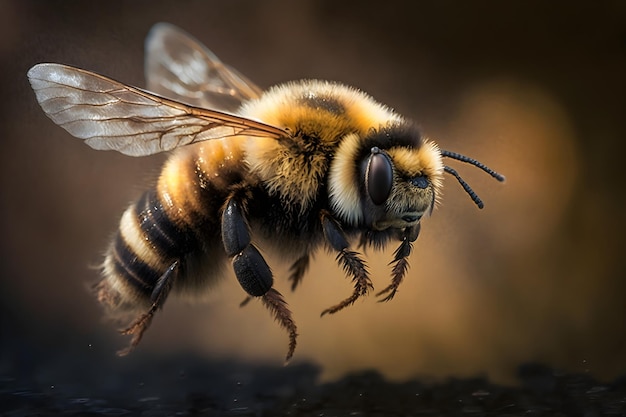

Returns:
241,80,405,210
387,140,444,206
240,80,403,138
328,133,366,226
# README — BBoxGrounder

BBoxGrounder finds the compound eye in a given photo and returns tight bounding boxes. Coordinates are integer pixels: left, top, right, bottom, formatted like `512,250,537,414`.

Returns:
366,147,393,205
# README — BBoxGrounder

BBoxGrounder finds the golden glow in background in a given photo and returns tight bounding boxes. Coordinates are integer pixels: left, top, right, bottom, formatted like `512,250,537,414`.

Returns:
1,0,623,385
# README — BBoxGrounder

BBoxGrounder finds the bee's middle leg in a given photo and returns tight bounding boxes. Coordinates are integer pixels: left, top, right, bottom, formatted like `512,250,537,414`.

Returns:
319,210,373,316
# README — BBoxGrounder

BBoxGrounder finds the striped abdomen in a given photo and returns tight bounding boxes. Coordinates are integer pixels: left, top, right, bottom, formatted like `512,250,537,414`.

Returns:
96,137,250,313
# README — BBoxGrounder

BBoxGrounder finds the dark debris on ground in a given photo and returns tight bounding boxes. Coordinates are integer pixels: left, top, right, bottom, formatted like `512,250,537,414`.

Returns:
1,356,626,416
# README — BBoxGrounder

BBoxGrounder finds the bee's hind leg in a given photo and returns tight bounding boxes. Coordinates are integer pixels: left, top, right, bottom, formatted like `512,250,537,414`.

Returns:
117,260,179,356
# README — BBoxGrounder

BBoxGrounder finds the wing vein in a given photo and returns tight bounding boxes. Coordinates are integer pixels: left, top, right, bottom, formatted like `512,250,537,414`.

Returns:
28,58,288,156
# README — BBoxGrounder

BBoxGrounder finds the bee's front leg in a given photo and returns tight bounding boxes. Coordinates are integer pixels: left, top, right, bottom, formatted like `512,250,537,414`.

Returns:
377,223,420,302
221,193,297,361
320,210,373,316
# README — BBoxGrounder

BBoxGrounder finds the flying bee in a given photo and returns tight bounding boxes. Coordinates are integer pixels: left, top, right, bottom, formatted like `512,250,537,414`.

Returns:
27,23,504,361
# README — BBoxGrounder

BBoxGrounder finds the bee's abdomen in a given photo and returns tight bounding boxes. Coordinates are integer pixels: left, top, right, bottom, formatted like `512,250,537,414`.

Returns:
99,188,200,310
135,189,198,259
97,139,249,312
110,234,160,299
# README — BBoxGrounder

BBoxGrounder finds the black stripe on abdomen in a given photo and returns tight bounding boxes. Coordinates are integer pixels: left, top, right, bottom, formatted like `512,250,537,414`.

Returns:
136,189,198,259
112,235,161,297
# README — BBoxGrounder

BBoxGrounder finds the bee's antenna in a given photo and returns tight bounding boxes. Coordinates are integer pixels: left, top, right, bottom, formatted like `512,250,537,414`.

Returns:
441,150,506,182
441,150,505,209
444,166,484,209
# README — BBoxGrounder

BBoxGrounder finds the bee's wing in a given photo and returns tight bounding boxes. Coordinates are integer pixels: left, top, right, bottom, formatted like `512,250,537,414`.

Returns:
145,23,262,112
27,63,287,157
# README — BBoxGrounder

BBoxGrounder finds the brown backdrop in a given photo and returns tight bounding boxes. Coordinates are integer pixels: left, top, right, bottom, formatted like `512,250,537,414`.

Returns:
1,0,625,384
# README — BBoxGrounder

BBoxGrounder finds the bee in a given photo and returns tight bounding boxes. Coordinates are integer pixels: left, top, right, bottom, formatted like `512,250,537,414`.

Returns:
27,23,504,361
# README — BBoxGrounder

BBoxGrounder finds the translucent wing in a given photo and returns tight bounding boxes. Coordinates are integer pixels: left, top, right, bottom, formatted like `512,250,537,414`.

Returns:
27,63,287,157
145,22,262,112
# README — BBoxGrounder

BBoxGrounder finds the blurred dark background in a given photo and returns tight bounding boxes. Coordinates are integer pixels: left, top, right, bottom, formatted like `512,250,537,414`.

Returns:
1,0,625,404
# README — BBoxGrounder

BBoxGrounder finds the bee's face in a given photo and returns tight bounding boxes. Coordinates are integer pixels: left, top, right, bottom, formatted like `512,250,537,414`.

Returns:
328,125,445,231
360,144,443,231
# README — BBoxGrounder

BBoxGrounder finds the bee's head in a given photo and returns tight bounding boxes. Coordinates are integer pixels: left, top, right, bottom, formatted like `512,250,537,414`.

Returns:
360,145,442,231
328,123,505,232
329,124,444,231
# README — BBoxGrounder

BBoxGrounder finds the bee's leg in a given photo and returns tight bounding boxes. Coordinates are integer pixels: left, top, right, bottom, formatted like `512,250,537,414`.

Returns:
239,295,253,307
320,211,373,316
117,260,179,356
261,287,298,363
377,223,420,302
222,196,273,296
239,256,307,310
222,194,297,361
288,254,310,291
